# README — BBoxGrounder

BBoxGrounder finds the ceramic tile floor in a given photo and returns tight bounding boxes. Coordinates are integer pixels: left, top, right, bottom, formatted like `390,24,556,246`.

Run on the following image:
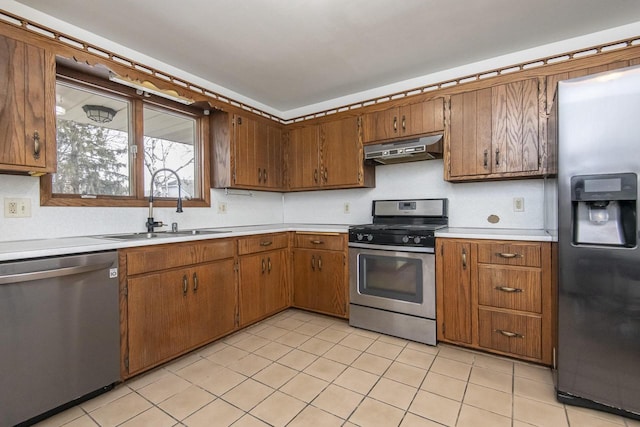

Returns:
36,309,640,427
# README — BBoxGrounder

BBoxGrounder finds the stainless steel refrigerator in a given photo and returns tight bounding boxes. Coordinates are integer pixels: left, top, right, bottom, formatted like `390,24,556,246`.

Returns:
554,65,640,419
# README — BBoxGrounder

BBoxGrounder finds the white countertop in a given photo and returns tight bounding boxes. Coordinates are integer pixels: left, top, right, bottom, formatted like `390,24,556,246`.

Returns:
435,227,552,242
0,224,350,262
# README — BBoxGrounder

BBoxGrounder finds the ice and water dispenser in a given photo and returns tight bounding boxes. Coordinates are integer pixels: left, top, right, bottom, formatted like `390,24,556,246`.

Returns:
571,173,637,247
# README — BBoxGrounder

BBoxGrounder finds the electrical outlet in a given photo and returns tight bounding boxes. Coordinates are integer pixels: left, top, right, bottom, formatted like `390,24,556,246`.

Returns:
513,197,525,212
4,198,31,218
344,202,351,214
218,201,227,214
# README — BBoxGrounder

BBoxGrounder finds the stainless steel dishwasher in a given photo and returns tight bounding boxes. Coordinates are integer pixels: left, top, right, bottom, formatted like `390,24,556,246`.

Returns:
0,250,120,426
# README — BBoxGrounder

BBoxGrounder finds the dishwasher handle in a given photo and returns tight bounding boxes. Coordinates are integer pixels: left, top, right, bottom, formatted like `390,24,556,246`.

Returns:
0,262,114,285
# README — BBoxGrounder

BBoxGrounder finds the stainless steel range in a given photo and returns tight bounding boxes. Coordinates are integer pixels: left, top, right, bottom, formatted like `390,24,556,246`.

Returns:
348,198,447,345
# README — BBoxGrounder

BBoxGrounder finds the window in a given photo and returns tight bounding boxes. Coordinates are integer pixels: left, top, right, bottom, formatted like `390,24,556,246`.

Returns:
42,70,210,208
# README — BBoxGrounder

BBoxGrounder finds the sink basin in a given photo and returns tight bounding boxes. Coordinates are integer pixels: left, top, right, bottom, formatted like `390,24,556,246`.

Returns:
98,229,230,240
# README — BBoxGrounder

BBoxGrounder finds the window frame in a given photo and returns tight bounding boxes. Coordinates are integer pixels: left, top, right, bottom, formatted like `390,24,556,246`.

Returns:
40,66,210,208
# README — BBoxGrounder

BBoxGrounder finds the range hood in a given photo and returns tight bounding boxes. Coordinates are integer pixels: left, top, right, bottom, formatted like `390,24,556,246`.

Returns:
364,134,443,165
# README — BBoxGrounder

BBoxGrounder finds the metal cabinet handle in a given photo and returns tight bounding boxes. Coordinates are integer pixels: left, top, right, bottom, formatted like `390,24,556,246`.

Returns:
318,256,322,271
483,150,488,169
260,241,273,247
267,257,272,273
324,169,328,182
261,258,266,274
33,131,41,160
311,240,324,245
494,329,524,338
258,168,263,183
311,255,316,270
314,169,318,183
393,116,398,132
462,247,467,269
496,252,522,259
263,168,268,183
193,272,198,292
495,286,523,293
182,275,188,296
495,148,500,166
401,115,406,131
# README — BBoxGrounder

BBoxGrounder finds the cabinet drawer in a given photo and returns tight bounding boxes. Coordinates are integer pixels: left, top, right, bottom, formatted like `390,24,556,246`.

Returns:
125,238,236,275
238,233,288,255
477,242,541,267
478,265,541,313
294,232,345,251
478,309,542,360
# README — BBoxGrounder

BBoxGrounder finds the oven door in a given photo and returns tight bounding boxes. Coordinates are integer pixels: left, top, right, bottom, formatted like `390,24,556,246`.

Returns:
349,245,435,319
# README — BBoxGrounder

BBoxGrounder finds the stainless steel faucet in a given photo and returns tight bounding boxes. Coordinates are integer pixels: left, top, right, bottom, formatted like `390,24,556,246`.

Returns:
146,168,183,232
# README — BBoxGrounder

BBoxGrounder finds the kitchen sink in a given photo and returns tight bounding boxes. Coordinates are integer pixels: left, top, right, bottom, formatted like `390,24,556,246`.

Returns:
98,229,230,240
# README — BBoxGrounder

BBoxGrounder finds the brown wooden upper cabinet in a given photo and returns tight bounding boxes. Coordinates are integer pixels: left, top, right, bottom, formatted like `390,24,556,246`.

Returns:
286,116,374,191
0,32,56,175
361,98,444,144
445,78,545,181
211,112,284,191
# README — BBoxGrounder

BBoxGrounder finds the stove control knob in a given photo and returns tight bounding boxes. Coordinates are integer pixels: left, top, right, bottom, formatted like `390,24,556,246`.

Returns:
367,234,374,241
414,236,422,244
402,236,409,243
356,233,364,241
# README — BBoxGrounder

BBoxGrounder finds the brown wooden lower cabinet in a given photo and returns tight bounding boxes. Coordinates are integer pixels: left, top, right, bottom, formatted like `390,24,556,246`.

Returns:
292,232,348,318
120,239,237,379
120,231,349,379
436,237,554,365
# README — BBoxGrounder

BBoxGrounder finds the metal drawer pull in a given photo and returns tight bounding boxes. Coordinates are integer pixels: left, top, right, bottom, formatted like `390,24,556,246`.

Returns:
314,169,318,183
258,168,263,183
462,248,467,269
495,148,500,166
494,329,524,338
261,259,266,274
311,240,324,245
311,255,316,270
483,150,488,169
495,286,523,293
33,131,41,160
267,257,272,273
318,256,322,271
182,275,188,296
260,241,273,247
401,115,406,131
193,272,199,292
496,252,522,259
393,116,398,131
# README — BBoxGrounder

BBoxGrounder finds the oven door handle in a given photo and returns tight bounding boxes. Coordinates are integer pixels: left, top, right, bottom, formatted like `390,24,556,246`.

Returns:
348,242,435,254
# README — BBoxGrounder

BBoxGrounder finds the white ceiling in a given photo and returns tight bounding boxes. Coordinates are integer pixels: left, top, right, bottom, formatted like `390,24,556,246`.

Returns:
10,0,640,116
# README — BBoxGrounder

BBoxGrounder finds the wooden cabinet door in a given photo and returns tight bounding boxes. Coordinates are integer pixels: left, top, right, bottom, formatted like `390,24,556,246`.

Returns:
436,239,473,344
361,107,399,143
448,89,492,178
292,249,316,310
265,124,283,189
127,268,191,374
0,34,53,172
189,259,237,346
263,249,289,314
399,98,444,137
238,253,266,326
233,114,260,187
286,125,320,190
320,116,361,187
314,251,347,316
491,79,540,174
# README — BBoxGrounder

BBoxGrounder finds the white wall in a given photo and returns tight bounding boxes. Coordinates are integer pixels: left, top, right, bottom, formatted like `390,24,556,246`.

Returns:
0,175,283,241
283,160,544,229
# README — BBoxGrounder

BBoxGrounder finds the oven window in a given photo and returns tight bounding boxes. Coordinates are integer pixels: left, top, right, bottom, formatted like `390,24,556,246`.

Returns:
358,254,423,303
